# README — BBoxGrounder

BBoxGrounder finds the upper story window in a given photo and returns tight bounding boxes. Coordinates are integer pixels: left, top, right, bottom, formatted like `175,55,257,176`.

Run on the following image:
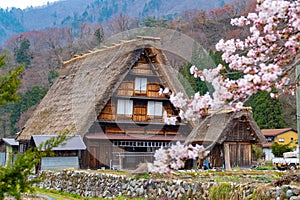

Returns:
19,143,28,153
278,138,284,143
117,99,133,115
135,77,147,93
267,137,274,142
147,101,163,116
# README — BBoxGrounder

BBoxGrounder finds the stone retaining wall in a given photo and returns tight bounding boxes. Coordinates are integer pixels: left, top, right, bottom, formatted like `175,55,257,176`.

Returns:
37,170,300,199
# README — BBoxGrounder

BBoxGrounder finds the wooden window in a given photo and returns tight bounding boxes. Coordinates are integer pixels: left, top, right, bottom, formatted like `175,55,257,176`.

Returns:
135,77,147,92
19,144,25,153
147,101,162,116
117,99,133,115
19,143,28,153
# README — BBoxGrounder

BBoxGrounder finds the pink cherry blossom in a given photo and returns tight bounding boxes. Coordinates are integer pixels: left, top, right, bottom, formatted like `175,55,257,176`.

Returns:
149,142,204,173
158,88,163,96
166,0,299,123
157,0,299,174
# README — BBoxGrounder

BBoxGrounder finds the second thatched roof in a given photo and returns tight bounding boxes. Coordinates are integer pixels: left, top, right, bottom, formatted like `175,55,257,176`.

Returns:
185,108,266,145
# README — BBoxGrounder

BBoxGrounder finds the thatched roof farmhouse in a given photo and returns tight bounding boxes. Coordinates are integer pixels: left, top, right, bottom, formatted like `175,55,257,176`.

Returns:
17,36,192,169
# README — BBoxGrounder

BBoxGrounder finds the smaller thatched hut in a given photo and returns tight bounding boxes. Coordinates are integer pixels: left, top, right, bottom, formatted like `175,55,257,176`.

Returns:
185,107,266,170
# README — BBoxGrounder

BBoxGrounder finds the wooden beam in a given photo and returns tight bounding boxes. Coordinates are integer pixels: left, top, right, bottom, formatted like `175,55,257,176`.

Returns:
224,143,232,170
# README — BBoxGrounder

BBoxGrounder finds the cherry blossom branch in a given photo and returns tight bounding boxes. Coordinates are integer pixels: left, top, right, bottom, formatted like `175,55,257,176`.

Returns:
149,0,299,174
148,142,204,173
162,0,299,124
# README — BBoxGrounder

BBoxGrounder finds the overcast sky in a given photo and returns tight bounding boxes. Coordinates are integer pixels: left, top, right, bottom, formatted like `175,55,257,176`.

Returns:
0,0,62,9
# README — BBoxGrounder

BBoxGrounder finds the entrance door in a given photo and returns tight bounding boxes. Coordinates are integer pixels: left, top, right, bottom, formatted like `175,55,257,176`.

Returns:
224,142,252,169
99,143,111,167
88,146,98,169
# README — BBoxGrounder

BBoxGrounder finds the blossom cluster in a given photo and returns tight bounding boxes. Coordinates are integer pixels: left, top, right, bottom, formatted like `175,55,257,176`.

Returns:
164,0,299,123
148,142,204,173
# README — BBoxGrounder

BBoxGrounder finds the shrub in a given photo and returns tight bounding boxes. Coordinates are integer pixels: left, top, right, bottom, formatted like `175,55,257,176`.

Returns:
209,183,232,200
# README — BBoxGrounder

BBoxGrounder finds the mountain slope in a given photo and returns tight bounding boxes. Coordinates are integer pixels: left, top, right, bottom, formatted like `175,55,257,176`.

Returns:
0,0,233,43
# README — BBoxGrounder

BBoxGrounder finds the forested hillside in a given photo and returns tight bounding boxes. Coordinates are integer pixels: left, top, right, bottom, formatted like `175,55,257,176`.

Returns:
0,0,235,43
0,0,295,137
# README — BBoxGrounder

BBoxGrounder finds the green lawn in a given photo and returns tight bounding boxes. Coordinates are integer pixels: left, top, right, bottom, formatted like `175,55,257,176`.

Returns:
34,188,146,200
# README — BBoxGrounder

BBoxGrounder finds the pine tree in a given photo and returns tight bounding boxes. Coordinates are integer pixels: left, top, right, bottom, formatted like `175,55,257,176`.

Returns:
209,50,286,129
245,91,286,129
13,35,33,68
0,54,24,106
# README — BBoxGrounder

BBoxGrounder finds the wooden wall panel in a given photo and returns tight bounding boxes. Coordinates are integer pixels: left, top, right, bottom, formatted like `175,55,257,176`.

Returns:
132,115,148,121
98,100,116,120
146,129,165,135
131,64,153,75
116,81,134,96
86,140,113,169
133,102,147,121
88,146,98,169
147,83,162,98
227,121,252,141
105,126,125,134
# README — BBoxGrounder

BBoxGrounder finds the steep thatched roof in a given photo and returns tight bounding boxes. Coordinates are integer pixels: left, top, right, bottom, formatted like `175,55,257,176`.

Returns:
17,36,188,140
185,108,266,146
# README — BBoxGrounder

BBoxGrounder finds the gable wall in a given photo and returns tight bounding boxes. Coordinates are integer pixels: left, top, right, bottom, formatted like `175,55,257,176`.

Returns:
96,48,184,136
226,118,257,142
274,130,298,148
84,47,191,169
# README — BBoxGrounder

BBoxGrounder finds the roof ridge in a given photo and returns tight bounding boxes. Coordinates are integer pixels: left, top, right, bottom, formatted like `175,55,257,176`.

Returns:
62,36,161,66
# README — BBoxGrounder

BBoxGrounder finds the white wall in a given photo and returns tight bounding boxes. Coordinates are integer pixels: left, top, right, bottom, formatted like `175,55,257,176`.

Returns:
263,148,274,161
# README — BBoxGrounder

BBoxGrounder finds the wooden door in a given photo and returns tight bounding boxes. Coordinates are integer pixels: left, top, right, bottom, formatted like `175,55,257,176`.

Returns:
99,143,112,167
229,142,252,168
224,142,252,169
239,143,252,167
88,146,98,169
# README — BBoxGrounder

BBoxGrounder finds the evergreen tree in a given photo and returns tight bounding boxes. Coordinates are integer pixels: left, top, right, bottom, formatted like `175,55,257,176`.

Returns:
209,50,286,129
142,16,168,28
7,86,48,134
0,54,67,199
179,62,208,97
245,91,286,129
48,69,59,86
179,45,220,97
13,35,33,67
0,54,23,106
94,26,104,45
209,50,243,80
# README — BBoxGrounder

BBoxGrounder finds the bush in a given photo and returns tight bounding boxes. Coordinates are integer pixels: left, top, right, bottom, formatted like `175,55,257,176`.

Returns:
0,132,68,200
271,142,293,157
252,145,264,161
209,183,232,200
